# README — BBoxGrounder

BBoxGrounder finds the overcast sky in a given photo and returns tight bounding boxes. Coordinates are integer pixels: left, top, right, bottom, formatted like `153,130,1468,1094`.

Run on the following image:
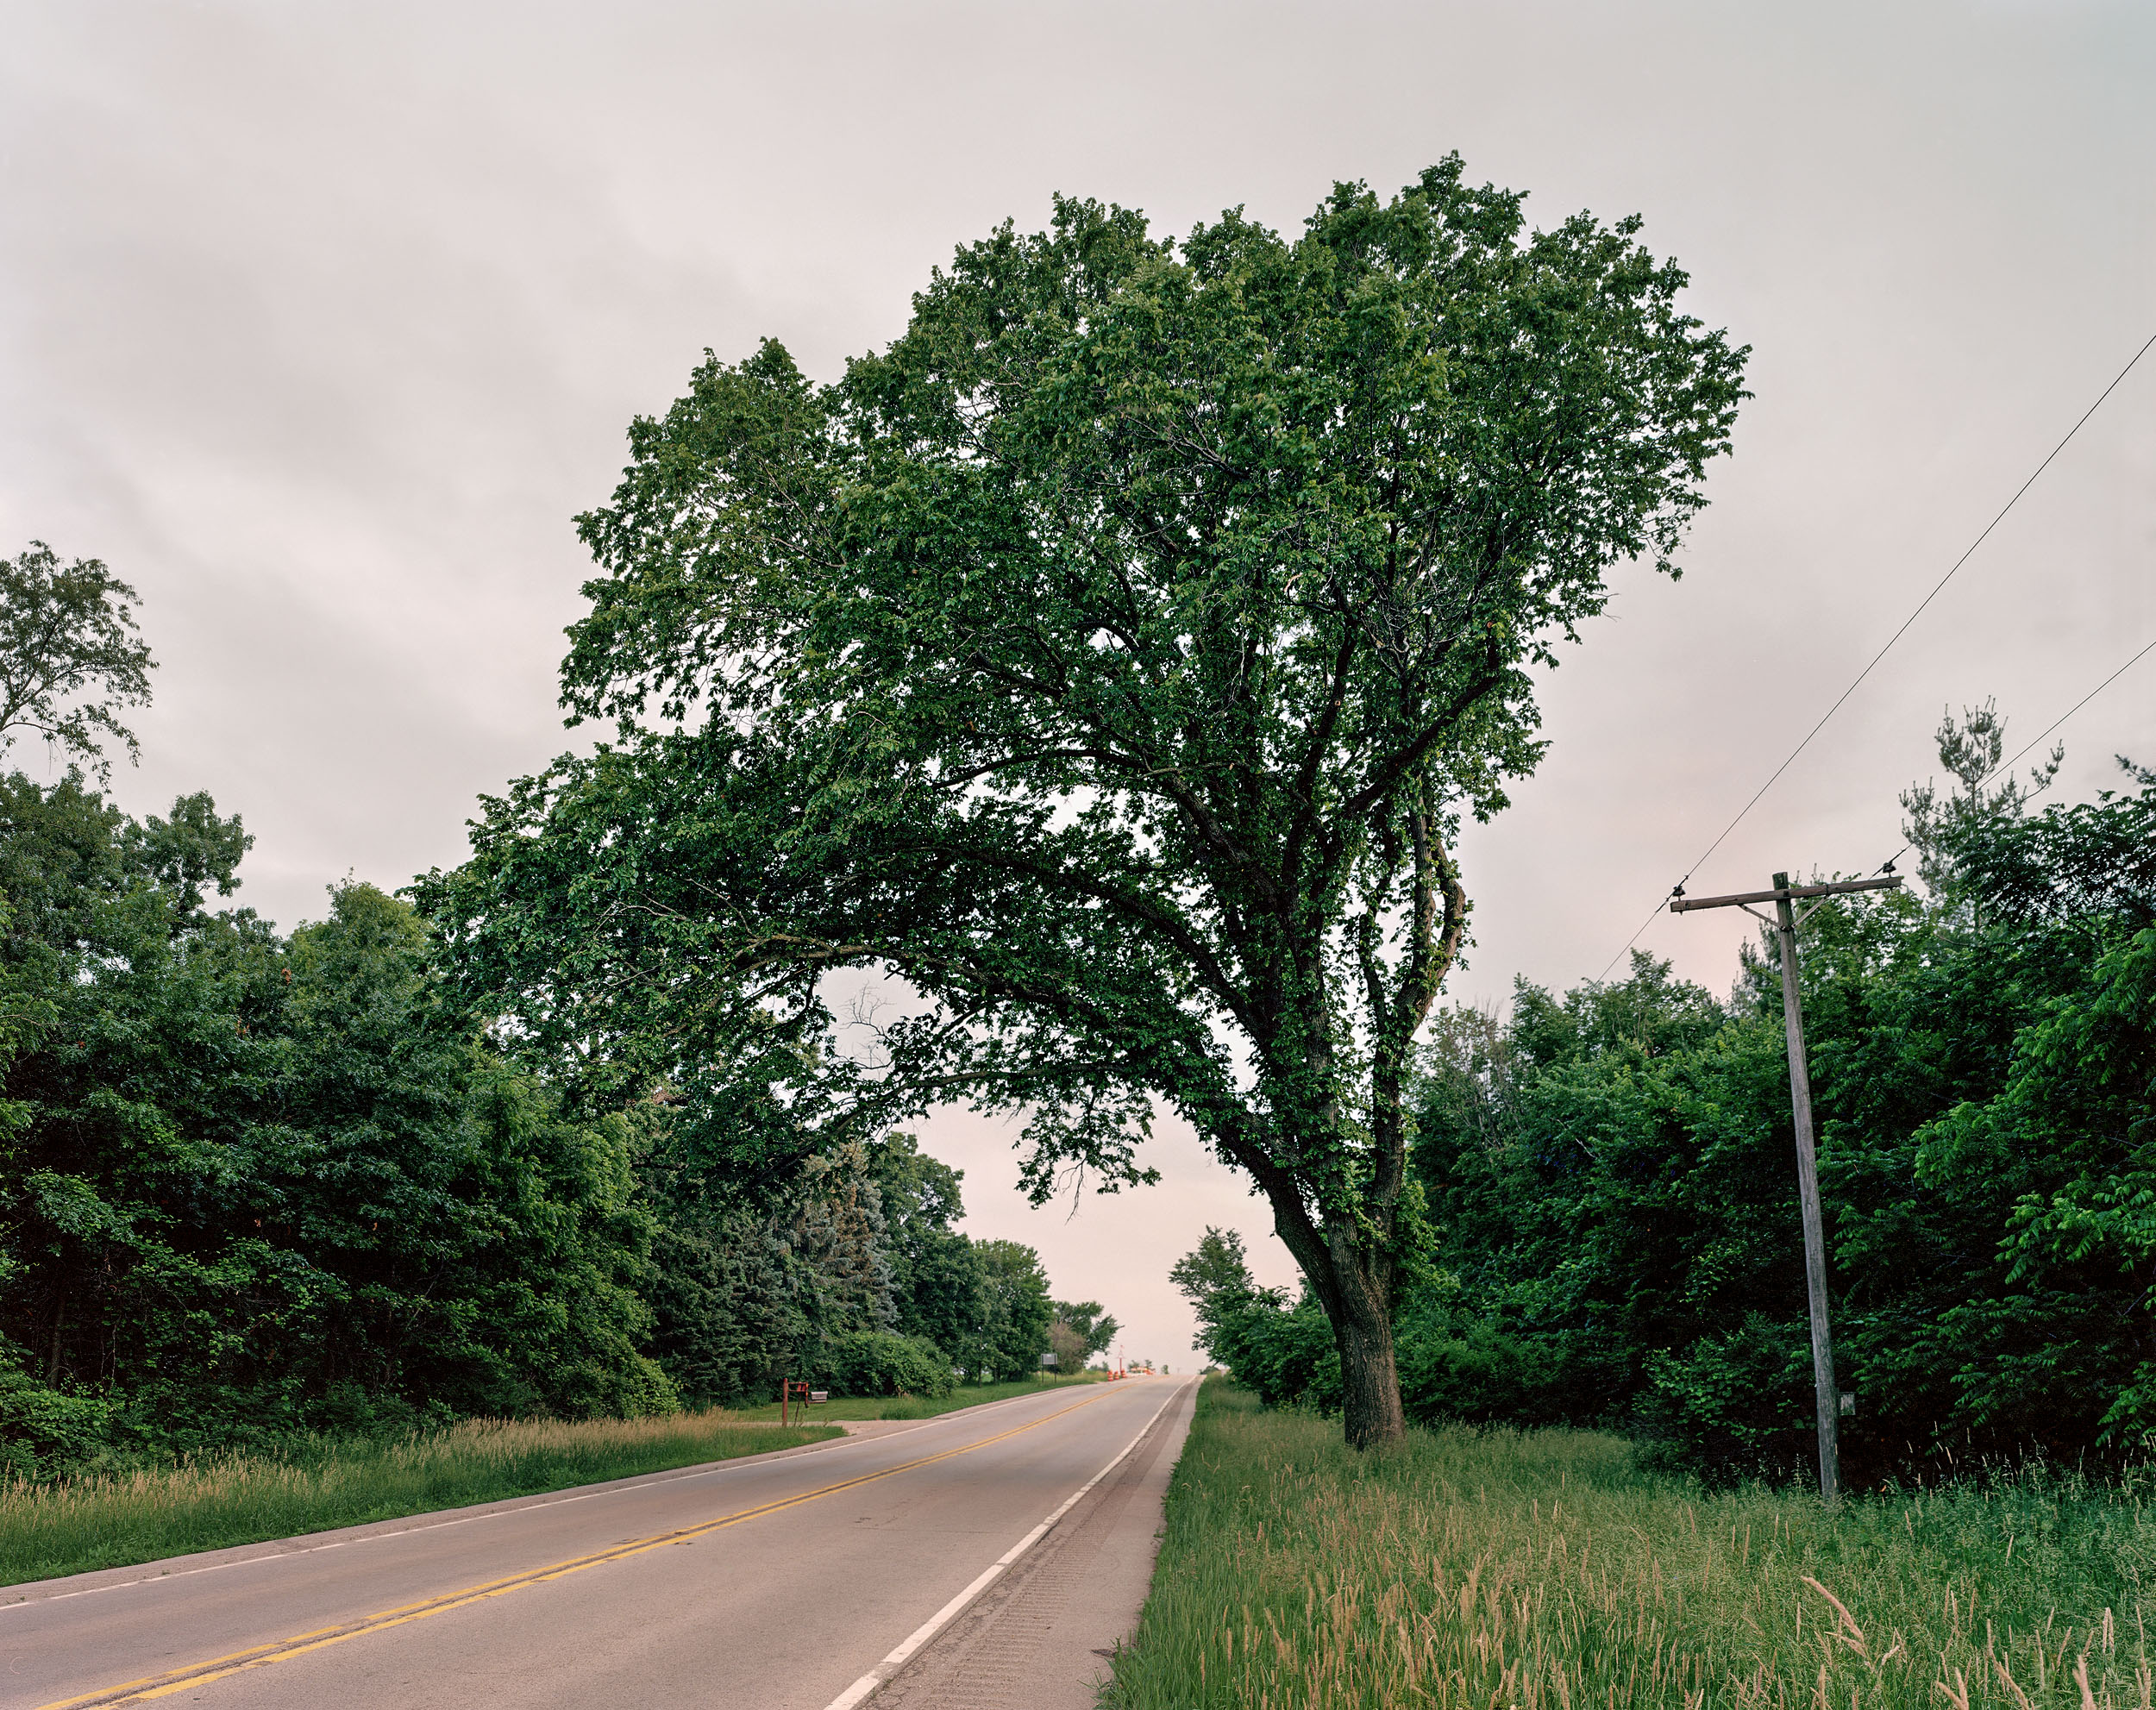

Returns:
3,0,2151,1364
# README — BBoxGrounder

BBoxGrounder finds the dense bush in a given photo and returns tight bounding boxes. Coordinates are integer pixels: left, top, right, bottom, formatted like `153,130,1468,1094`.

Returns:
0,1354,114,1480
812,1330,955,1399
1225,1296,1338,1412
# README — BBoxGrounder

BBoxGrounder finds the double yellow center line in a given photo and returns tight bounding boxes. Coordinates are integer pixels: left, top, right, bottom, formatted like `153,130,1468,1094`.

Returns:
41,1389,1114,1709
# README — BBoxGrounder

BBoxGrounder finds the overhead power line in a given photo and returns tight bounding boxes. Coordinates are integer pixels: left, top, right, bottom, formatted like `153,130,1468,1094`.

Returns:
1594,328,2156,982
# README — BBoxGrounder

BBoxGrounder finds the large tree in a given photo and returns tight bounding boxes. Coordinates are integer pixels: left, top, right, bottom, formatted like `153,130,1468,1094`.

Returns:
428,160,1745,1445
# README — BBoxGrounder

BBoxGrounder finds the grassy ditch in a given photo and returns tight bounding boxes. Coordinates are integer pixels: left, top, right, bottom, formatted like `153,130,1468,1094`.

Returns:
724,1369,1113,1425
1106,1380,2156,1709
1,1410,838,1588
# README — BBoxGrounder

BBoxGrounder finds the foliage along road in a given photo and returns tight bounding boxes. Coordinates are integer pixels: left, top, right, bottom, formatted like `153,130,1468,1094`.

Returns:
6,1378,1192,1710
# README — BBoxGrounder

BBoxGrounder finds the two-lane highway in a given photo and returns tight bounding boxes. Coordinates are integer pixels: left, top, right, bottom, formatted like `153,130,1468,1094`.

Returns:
6,1376,1192,1710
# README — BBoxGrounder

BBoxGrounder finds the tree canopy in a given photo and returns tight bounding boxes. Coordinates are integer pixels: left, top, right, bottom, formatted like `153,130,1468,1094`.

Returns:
1052,1299,1120,1359
0,774,673,1469
427,158,1746,1445
0,542,154,781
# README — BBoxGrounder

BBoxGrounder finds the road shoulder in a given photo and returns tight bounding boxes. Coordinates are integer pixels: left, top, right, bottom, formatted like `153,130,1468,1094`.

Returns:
866,1377,1198,1710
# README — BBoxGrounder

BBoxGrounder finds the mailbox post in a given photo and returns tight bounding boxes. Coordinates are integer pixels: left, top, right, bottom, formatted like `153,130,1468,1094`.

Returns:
779,1376,815,1426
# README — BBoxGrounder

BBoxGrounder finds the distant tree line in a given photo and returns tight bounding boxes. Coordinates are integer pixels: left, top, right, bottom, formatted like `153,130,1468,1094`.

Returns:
0,546,1091,1479
1179,710,2156,1484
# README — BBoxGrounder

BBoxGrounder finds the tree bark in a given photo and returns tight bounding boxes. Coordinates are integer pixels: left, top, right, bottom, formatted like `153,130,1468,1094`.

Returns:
1254,1161,1410,1450
1331,1252,1405,1449
47,1283,66,1386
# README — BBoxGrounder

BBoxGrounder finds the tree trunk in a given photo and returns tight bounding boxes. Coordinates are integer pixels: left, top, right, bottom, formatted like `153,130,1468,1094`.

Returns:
1332,1268,1405,1449
47,1283,66,1387
1259,1167,1409,1450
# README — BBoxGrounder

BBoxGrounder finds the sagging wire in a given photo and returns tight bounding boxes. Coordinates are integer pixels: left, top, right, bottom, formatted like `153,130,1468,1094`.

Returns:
1593,329,2156,983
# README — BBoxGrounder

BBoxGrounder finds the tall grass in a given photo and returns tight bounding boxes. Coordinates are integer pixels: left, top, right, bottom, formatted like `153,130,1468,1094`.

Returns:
1107,1381,2156,1709
1,1410,837,1588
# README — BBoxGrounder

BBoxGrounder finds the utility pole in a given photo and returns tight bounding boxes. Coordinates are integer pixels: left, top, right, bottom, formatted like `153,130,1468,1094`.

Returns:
1670,870,1902,1503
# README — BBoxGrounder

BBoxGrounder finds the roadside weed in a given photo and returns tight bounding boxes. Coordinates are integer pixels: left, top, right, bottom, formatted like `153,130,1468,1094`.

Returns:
1106,1381,2156,1708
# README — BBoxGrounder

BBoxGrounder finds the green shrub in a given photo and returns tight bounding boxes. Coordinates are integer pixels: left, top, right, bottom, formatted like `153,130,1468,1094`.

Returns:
1212,1293,1338,1412
0,1358,114,1480
1634,1311,1816,1481
1395,1301,1565,1426
812,1330,954,1398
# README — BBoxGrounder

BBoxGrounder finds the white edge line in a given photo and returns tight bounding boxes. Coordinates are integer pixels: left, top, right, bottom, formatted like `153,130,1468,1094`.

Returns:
819,1377,1190,1710
1,1384,1100,1611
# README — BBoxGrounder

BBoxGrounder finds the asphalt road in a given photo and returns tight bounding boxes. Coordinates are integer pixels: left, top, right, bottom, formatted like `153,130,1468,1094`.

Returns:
5,1376,1193,1710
